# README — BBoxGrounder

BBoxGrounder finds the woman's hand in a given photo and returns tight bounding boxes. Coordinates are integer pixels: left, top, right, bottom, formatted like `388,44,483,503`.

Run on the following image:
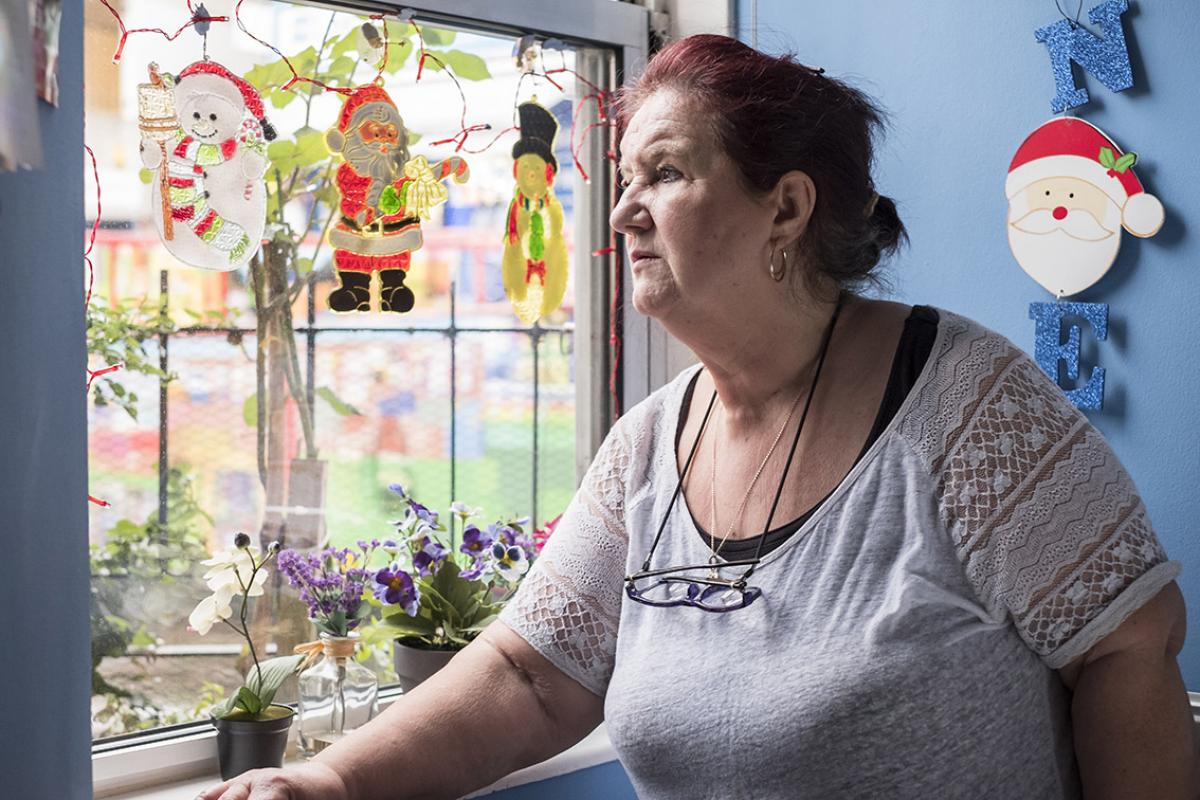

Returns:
195,761,349,800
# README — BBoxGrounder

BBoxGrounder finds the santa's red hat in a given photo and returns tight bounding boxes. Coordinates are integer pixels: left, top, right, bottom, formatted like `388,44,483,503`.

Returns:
1006,117,1164,238
177,61,276,141
336,85,396,132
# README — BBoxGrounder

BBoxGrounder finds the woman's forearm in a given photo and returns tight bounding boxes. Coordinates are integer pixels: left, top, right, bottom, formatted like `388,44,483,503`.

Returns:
1070,646,1195,799
314,627,601,800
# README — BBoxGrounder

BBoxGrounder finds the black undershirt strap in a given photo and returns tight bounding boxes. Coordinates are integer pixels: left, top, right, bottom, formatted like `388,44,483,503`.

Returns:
676,305,939,560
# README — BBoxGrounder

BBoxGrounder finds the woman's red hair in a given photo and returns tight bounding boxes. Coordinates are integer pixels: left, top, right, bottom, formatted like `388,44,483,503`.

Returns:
615,34,906,291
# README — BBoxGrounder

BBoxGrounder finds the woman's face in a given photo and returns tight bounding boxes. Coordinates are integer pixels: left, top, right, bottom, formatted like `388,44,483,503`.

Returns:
610,89,775,322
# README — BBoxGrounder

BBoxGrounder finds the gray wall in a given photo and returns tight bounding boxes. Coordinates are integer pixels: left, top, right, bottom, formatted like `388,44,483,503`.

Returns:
740,1,1200,685
0,0,92,796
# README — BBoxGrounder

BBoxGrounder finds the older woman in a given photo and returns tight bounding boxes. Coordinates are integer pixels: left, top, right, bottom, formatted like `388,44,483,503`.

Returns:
201,35,1192,800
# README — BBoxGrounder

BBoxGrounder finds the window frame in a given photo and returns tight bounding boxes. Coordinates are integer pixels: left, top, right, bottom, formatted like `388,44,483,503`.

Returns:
89,0,649,793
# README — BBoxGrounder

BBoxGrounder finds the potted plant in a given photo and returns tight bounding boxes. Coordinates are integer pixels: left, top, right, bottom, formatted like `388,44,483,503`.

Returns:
368,484,559,692
187,533,305,780
276,541,383,758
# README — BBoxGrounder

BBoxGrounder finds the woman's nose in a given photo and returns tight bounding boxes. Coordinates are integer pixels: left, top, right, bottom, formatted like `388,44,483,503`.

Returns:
610,185,650,235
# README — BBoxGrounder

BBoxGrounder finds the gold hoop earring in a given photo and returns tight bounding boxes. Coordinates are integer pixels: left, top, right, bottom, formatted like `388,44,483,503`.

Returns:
769,248,787,282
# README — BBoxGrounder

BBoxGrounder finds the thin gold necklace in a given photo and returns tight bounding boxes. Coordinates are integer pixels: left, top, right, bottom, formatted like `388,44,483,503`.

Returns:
706,385,807,575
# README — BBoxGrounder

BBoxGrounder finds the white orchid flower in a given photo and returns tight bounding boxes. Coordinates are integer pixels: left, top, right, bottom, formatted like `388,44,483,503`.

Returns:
201,546,267,597
188,583,235,636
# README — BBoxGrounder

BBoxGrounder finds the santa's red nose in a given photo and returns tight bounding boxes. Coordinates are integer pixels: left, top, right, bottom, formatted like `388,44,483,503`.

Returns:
1052,206,1068,220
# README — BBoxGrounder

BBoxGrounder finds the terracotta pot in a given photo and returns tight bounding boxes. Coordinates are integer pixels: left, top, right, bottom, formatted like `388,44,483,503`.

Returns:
212,705,295,780
392,641,458,693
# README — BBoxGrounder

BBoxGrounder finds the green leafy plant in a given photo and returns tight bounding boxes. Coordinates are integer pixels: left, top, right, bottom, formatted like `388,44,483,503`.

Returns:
89,466,214,709
231,19,491,559
85,297,174,420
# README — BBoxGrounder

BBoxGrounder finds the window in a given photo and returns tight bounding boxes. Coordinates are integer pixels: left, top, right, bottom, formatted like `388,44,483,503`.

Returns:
84,0,626,756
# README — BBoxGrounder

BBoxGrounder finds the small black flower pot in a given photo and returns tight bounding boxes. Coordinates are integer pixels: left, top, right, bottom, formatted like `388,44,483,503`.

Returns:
212,705,295,780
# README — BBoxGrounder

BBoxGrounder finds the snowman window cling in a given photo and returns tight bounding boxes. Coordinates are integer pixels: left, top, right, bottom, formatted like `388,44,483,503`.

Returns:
503,102,568,324
137,61,275,271
325,85,469,313
1006,117,1163,298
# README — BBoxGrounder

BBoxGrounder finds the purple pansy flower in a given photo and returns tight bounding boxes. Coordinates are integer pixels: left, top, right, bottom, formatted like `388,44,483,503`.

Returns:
491,541,529,583
373,565,421,616
459,558,492,581
459,524,493,557
407,499,439,525
411,536,448,577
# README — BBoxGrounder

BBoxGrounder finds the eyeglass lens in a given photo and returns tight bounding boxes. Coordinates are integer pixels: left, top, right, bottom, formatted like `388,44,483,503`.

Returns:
632,578,752,610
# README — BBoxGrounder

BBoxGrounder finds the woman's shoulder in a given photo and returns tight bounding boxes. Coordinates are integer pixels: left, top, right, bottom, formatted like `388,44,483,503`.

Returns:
898,305,1085,468
612,363,702,436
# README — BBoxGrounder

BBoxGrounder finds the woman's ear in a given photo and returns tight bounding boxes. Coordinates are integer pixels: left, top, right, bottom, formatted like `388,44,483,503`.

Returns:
771,170,817,248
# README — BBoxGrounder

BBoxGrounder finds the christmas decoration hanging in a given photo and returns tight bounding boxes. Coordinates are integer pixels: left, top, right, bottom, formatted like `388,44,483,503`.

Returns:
1034,0,1133,113
503,101,568,324
1006,116,1163,413
1028,300,1109,411
137,60,275,271
1006,116,1163,299
325,83,469,313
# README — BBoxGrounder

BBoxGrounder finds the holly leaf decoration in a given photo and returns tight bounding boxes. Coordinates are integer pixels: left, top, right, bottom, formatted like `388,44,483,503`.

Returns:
379,184,402,215
1114,152,1138,172
1098,147,1117,169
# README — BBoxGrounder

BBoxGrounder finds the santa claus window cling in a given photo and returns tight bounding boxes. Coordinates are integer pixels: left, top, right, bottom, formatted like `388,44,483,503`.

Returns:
325,83,469,314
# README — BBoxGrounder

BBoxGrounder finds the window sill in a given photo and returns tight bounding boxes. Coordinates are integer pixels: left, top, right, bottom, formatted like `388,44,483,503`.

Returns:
95,719,616,799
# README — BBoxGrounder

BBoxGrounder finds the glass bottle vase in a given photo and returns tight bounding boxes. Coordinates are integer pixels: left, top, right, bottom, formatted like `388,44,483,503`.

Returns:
297,632,379,758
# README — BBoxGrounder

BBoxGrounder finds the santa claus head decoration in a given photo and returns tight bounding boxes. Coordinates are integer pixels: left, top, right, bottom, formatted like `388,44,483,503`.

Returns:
324,84,468,313
1006,117,1164,297
137,60,275,271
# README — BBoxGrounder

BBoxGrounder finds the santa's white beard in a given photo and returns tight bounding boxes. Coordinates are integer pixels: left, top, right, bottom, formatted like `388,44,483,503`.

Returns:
344,138,400,209
1008,225,1122,297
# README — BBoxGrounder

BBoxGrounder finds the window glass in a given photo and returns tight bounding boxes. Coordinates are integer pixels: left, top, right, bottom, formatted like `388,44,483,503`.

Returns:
85,0,610,739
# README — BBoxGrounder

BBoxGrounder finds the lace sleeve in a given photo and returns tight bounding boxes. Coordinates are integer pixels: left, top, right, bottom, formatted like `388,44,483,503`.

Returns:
907,319,1180,669
497,422,630,696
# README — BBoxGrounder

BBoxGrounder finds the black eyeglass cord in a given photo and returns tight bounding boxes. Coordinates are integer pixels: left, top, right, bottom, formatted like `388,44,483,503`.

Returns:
640,387,717,572
639,292,844,577
743,293,843,580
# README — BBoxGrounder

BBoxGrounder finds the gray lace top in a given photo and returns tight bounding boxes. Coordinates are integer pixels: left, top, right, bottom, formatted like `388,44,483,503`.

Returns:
498,309,1179,799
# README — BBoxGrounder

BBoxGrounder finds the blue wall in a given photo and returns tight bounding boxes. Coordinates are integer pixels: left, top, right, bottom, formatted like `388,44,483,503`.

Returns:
0,0,92,796
740,1,1200,685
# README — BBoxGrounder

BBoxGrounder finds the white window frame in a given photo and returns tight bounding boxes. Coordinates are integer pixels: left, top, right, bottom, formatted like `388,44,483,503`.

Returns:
90,0,649,794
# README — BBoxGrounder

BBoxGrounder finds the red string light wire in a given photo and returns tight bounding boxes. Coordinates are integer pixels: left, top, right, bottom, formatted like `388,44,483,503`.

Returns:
83,145,121,508
233,0,351,95
96,0,228,64
604,101,623,419
411,25,493,153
